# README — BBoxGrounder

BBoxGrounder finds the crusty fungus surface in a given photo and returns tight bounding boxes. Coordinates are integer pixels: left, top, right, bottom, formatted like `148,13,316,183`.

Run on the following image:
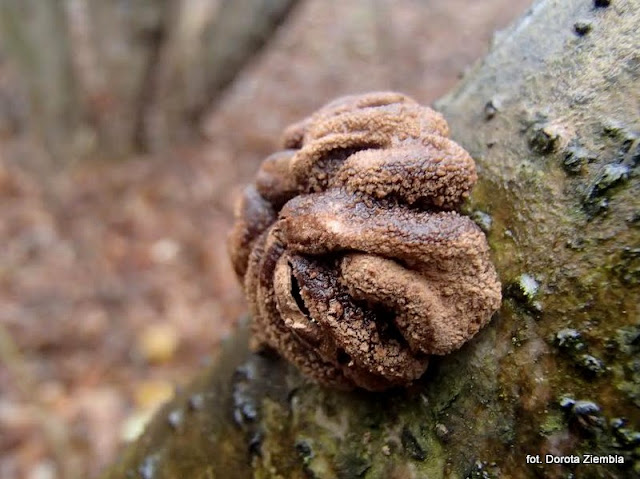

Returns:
229,92,502,391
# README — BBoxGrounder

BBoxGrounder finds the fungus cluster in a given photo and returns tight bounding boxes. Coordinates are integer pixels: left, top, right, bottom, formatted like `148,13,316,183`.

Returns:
229,92,501,391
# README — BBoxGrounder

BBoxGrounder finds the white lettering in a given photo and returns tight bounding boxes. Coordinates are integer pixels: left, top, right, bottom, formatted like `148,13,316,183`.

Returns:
583,454,625,464
535,453,624,466
545,454,580,464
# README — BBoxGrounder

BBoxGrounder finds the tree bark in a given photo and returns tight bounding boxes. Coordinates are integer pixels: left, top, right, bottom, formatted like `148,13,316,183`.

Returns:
101,1,640,478
0,0,299,161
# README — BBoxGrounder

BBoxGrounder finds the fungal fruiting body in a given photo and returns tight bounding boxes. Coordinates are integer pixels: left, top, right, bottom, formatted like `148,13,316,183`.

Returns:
229,92,501,391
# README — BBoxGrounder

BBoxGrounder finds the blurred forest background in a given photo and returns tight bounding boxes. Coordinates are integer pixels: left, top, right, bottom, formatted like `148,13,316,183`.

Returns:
0,0,531,478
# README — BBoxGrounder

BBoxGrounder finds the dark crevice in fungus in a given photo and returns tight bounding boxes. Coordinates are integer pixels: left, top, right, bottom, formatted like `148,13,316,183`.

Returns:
370,305,409,349
289,269,311,319
336,348,351,365
229,91,501,390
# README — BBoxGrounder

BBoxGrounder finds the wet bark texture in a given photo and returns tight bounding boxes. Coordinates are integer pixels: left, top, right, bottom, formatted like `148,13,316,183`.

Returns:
102,0,640,478
0,0,299,161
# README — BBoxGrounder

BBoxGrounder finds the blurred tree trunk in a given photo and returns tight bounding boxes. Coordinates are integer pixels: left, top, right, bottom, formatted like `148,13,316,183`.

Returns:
102,0,639,478
0,0,299,162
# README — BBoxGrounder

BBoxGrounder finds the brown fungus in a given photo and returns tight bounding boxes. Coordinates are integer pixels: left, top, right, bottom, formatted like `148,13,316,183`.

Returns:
229,92,501,391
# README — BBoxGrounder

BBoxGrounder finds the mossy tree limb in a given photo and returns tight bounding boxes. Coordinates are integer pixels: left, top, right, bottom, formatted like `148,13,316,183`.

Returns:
102,0,639,477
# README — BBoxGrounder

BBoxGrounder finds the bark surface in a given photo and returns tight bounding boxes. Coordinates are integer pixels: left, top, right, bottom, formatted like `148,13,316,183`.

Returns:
102,1,640,477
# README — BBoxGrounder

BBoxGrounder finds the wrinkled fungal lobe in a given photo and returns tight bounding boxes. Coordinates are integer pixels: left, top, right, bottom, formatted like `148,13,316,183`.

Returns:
229,92,501,391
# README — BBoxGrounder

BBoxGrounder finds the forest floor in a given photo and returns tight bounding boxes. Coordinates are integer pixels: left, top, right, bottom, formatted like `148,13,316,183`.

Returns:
0,1,530,477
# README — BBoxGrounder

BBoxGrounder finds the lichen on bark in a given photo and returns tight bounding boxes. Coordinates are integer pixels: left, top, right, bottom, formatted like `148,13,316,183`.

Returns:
101,1,640,478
